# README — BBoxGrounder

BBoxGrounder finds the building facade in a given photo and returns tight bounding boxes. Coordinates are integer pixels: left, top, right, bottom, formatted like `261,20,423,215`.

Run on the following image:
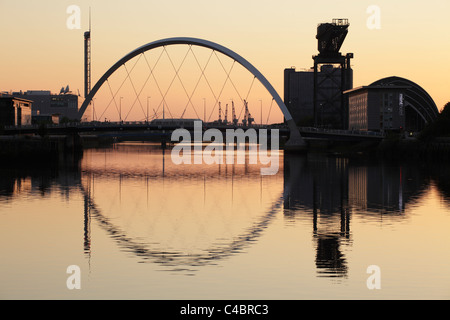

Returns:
284,64,353,128
369,77,439,132
345,85,408,132
284,67,314,126
8,90,79,122
0,96,32,127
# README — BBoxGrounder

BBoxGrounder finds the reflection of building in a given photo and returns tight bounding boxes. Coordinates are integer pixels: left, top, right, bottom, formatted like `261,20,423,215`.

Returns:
284,155,350,278
8,89,79,122
283,154,430,278
348,167,367,209
0,96,32,126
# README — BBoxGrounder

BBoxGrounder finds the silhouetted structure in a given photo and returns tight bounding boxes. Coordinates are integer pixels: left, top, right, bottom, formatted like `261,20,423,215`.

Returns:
284,19,353,129
369,77,439,132
345,85,408,132
0,96,32,126
345,77,439,133
6,90,79,122
284,67,314,126
313,19,353,129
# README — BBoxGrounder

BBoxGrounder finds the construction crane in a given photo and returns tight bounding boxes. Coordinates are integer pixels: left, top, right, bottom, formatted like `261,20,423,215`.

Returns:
242,100,254,126
218,102,222,124
232,101,238,126
224,104,228,124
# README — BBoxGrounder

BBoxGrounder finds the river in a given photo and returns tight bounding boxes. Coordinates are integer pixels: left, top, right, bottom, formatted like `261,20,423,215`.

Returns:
1,142,449,299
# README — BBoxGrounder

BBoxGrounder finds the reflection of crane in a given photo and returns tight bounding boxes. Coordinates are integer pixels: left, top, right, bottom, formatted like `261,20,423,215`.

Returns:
232,101,238,126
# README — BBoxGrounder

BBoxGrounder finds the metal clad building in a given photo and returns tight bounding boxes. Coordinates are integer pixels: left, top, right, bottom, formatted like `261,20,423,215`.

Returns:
284,67,314,126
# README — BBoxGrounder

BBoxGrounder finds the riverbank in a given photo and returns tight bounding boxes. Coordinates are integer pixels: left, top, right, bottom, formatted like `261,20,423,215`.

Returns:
2,133,450,165
0,134,82,165
306,135,450,161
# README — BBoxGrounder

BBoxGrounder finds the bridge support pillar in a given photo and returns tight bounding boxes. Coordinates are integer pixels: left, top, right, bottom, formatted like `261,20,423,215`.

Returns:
284,119,308,153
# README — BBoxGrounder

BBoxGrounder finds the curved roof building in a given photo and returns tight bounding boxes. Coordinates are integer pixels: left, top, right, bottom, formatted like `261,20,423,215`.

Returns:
370,76,439,130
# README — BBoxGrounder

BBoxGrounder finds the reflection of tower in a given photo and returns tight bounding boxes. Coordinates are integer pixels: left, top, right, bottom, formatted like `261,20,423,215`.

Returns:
83,174,92,256
283,154,350,278
315,235,347,277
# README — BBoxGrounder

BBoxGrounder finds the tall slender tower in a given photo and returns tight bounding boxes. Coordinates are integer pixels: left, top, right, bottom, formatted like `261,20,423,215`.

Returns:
84,8,91,98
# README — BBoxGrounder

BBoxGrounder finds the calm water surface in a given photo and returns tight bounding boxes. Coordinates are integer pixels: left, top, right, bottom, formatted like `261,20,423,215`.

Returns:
1,142,450,299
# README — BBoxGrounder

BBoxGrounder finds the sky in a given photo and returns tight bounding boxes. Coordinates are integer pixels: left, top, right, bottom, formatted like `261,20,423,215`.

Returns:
1,0,449,122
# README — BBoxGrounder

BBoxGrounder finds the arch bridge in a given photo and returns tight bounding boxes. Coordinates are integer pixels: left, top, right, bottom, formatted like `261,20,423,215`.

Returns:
77,37,306,151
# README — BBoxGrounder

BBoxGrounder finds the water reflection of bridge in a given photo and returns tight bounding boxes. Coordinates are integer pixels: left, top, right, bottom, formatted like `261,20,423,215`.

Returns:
80,144,285,273
78,146,434,277
1,144,442,278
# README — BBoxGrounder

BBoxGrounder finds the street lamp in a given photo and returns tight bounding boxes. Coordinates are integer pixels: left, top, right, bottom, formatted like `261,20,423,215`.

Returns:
259,99,262,126
92,98,96,122
203,98,206,123
120,97,123,122
147,96,151,123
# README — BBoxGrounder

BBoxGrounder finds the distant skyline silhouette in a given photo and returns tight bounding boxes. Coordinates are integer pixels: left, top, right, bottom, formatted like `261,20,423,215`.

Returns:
1,0,448,118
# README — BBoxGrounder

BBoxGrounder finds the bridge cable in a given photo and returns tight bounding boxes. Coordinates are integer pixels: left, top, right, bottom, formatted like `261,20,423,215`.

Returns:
122,60,150,121
164,45,200,120
149,45,195,119
97,54,144,121
190,49,217,120
236,75,256,121
180,46,214,119
98,79,120,121
124,52,161,121
136,50,166,121
142,47,173,119
213,51,249,121
266,98,274,125
207,59,236,122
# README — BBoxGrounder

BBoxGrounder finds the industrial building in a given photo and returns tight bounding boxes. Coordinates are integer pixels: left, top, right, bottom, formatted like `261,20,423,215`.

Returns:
284,19,353,129
0,96,32,127
284,67,314,126
7,88,79,122
284,63,353,127
345,85,408,132
369,77,439,132
345,77,439,133
285,19,439,134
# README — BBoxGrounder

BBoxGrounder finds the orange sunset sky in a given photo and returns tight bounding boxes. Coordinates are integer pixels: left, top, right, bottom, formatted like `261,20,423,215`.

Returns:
1,0,449,122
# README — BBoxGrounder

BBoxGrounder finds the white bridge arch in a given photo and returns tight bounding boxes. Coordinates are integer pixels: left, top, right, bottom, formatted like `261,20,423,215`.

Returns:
78,37,305,150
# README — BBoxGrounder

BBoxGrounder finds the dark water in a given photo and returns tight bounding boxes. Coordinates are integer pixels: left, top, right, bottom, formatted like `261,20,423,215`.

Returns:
1,142,449,299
